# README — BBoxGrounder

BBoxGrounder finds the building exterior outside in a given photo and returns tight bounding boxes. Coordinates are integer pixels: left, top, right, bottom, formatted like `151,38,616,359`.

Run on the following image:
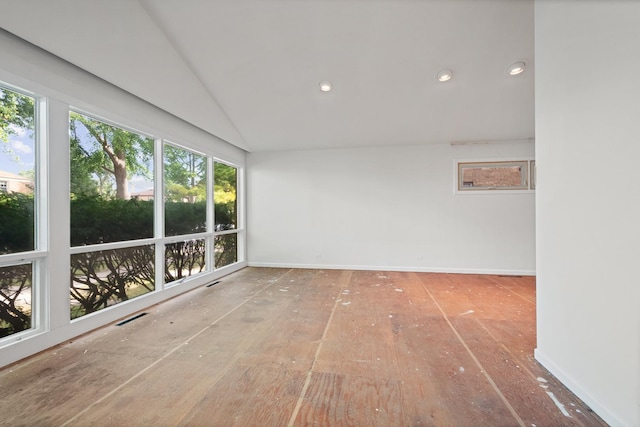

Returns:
0,170,32,194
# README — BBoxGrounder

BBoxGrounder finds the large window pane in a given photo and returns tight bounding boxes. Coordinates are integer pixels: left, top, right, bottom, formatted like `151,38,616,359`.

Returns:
70,112,154,245
164,144,206,236
1,85,37,339
70,245,155,319
214,162,237,231
214,234,237,268
165,239,206,283
0,86,35,254
0,263,32,337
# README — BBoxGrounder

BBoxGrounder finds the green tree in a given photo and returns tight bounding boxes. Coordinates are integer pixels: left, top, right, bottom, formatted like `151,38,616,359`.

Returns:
214,162,237,229
69,136,100,197
69,112,153,200
0,87,34,168
164,145,206,202
0,88,34,143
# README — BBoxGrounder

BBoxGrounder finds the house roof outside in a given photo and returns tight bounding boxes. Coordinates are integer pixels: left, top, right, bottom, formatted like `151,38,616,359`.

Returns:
0,169,31,182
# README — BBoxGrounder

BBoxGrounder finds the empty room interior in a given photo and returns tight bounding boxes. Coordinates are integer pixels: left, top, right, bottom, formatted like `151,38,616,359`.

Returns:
0,1,638,426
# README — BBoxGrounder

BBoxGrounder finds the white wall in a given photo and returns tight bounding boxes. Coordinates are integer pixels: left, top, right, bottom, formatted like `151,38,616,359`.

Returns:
0,30,246,367
248,141,535,275
535,2,640,426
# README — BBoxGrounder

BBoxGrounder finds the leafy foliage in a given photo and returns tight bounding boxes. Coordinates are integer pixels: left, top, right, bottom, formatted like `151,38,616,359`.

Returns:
165,240,206,283
0,192,34,254
69,112,153,200
0,263,31,337
214,162,237,230
70,195,154,246
164,145,206,202
70,246,155,319
0,87,34,145
165,200,206,236
215,234,237,268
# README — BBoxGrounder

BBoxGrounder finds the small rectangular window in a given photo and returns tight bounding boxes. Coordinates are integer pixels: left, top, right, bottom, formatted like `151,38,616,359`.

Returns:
457,161,529,191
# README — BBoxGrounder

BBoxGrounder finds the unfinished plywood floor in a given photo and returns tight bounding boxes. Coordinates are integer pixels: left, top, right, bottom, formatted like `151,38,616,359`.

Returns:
0,268,606,427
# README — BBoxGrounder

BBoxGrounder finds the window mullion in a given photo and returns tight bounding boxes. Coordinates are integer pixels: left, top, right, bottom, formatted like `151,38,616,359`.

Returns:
207,156,214,270
155,138,165,290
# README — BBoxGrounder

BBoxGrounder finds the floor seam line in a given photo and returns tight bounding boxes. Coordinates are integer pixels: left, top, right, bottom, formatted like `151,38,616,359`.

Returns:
60,269,292,427
417,275,527,427
286,270,351,427
485,276,536,306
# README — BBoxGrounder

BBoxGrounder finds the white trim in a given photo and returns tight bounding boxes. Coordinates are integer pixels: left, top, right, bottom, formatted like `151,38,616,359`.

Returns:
154,138,165,290
213,229,238,237
450,138,535,146
0,251,47,265
69,239,156,254
206,156,214,272
69,107,155,140
164,233,210,244
248,262,535,277
236,165,246,263
534,349,625,427
164,139,208,158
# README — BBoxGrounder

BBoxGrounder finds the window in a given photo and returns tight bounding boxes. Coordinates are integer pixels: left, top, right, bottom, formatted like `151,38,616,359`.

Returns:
164,143,208,283
457,161,530,192
0,84,39,338
164,144,207,236
70,245,154,319
69,111,155,319
214,161,238,268
1,71,245,363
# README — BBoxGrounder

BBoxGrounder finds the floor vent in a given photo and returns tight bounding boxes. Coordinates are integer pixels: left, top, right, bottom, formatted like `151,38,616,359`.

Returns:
206,280,221,288
116,312,148,326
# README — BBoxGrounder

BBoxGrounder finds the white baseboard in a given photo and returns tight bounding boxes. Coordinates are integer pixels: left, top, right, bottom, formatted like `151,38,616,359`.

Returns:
534,348,626,427
247,261,535,276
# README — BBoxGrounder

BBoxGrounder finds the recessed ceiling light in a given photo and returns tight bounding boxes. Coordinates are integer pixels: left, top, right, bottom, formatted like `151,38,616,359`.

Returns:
437,69,453,82
319,81,332,92
507,62,525,76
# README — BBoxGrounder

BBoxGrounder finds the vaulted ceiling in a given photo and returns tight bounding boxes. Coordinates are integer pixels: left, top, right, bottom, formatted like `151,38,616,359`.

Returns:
0,0,534,152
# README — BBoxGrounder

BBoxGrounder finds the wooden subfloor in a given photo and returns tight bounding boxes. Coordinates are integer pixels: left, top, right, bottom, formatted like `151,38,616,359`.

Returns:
0,268,607,426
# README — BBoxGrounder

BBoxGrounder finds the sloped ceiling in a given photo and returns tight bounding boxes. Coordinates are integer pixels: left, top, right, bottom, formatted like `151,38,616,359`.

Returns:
0,0,534,152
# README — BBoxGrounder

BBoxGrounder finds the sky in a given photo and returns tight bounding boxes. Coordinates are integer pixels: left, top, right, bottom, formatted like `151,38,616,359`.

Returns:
0,125,34,176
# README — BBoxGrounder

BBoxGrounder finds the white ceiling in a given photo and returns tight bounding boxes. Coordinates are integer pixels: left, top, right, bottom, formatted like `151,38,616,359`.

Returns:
0,0,534,152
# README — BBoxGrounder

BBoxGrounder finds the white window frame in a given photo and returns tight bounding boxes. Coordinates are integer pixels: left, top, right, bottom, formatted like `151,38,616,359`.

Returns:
212,158,243,270
162,140,210,287
0,67,247,364
0,82,48,345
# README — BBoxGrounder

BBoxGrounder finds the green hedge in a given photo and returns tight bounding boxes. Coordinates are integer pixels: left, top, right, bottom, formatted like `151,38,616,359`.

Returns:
0,192,34,254
1,193,237,323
